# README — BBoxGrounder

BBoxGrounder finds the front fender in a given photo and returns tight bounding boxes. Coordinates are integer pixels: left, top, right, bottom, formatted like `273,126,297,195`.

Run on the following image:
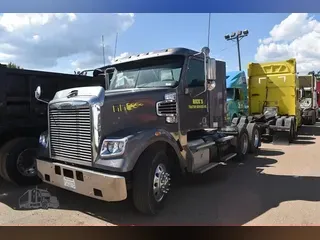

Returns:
123,128,184,172
95,128,185,173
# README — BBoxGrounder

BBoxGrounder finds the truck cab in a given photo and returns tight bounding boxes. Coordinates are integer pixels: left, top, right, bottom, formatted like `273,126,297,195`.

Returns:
299,73,319,125
315,74,320,116
35,47,260,215
247,58,301,144
226,71,248,123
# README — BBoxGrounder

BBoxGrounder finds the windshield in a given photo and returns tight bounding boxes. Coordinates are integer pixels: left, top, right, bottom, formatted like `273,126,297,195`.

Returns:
107,56,184,90
304,90,312,98
227,88,234,99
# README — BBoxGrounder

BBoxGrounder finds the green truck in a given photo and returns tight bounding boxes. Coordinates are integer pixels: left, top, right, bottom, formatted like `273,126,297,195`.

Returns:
226,71,248,123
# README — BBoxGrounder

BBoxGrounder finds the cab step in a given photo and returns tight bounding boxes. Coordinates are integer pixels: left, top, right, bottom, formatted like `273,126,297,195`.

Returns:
194,153,238,174
194,162,221,174
216,135,235,143
221,153,237,162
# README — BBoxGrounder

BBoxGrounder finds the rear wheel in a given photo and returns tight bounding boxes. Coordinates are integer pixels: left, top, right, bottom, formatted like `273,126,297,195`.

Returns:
42,200,49,210
285,117,295,143
235,125,250,162
292,118,297,140
246,123,261,154
312,111,316,125
0,137,42,186
306,110,316,125
132,150,171,215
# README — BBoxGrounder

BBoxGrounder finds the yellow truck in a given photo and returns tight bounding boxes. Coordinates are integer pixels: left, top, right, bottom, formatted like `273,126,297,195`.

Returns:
244,58,301,144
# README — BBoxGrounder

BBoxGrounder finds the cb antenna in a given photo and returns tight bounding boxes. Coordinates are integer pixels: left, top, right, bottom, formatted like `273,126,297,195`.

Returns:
207,13,211,48
114,32,118,59
102,35,106,66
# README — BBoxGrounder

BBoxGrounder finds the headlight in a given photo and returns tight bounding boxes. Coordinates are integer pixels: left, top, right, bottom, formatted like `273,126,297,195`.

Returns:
263,107,278,116
39,132,48,147
164,92,176,100
100,138,127,157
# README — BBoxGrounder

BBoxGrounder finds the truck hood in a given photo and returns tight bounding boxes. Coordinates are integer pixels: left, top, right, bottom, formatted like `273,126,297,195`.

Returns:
49,86,177,137
101,87,177,137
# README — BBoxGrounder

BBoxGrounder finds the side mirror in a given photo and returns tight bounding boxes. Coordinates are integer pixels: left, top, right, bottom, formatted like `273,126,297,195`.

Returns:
206,58,216,92
206,58,216,82
34,86,49,104
299,88,304,98
35,86,41,100
103,67,117,90
104,72,109,90
207,80,216,91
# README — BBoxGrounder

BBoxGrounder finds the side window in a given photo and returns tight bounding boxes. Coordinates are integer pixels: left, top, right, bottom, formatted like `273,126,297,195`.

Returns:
234,89,240,100
186,58,205,87
239,89,244,101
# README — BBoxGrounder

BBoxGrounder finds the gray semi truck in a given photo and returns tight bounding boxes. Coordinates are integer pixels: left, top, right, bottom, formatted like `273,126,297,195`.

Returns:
34,47,261,215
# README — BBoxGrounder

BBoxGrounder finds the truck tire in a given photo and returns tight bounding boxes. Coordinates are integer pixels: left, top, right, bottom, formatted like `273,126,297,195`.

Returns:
246,123,261,154
42,200,49,210
0,137,41,186
306,110,316,125
235,125,250,162
292,118,297,140
284,117,295,143
132,150,171,215
312,111,316,125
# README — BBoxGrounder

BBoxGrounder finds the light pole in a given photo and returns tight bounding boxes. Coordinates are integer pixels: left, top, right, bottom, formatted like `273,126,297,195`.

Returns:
224,30,249,71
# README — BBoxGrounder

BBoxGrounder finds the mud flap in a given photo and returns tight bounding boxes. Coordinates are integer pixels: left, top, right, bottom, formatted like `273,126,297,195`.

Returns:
272,131,290,145
270,117,292,145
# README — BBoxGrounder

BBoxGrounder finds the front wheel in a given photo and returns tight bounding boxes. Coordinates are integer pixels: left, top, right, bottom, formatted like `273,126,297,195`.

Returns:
132,150,171,215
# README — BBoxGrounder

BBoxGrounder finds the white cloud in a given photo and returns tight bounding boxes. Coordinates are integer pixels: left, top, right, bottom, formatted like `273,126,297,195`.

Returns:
108,52,130,63
255,13,320,73
0,13,135,72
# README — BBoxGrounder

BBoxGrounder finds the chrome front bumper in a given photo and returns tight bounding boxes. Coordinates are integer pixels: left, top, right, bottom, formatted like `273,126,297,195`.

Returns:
36,159,127,202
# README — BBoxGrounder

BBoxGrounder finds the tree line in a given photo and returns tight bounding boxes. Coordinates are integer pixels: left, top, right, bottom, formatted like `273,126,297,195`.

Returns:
6,62,23,69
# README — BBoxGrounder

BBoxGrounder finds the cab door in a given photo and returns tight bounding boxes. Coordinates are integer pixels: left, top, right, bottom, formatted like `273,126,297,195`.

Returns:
179,57,209,132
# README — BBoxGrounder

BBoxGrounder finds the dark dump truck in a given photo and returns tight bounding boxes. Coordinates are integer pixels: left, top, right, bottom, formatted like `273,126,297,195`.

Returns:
35,47,262,215
0,65,104,186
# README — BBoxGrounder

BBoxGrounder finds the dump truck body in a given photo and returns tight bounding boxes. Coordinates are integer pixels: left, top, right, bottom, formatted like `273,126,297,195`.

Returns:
0,65,105,186
247,58,300,144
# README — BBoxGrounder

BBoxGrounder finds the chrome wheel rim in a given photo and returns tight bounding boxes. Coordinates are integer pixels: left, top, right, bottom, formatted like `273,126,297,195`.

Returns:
16,148,37,177
253,129,260,148
241,134,249,155
153,163,170,202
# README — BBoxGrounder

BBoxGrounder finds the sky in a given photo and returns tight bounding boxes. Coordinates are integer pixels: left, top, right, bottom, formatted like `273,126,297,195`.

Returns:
0,13,319,75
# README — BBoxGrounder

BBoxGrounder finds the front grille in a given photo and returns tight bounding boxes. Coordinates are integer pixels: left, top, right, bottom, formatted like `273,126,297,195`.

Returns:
49,107,92,163
156,100,177,116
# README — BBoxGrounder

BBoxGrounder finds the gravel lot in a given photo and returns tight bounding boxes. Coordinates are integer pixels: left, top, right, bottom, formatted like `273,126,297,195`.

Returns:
1,123,320,226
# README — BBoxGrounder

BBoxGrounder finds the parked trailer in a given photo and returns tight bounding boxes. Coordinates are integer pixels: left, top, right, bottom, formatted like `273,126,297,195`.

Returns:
35,46,262,215
0,65,105,186
246,58,301,145
298,73,318,125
